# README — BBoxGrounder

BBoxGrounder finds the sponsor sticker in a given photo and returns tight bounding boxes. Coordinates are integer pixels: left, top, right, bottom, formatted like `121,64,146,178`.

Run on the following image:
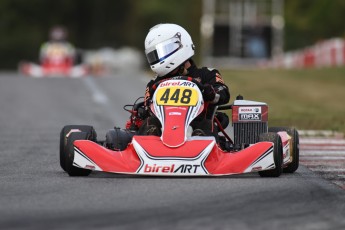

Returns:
143,163,202,174
239,106,262,121
240,113,261,121
169,112,182,116
239,106,261,113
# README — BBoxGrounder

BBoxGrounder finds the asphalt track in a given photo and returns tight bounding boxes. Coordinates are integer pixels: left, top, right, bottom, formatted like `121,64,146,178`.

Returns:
0,72,344,230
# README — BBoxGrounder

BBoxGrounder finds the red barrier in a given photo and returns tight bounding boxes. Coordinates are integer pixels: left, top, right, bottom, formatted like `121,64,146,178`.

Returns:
262,38,345,69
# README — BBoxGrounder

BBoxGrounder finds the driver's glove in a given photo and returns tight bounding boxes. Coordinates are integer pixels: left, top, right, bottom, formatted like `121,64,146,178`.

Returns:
202,84,216,102
203,84,220,104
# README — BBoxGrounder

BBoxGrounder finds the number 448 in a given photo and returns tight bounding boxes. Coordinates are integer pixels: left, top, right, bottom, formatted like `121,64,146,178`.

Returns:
159,88,192,105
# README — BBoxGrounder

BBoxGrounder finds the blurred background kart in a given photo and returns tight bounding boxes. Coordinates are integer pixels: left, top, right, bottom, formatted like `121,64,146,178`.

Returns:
18,25,89,78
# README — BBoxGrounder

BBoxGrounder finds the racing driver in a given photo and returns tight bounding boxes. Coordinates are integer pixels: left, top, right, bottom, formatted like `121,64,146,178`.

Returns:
138,23,230,139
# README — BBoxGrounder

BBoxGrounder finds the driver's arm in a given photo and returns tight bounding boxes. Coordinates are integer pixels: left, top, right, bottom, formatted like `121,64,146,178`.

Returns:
144,79,155,107
204,69,230,105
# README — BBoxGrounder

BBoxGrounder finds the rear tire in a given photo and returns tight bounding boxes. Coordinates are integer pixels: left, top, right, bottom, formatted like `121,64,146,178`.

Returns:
60,125,96,172
268,127,299,173
65,132,92,176
258,132,283,177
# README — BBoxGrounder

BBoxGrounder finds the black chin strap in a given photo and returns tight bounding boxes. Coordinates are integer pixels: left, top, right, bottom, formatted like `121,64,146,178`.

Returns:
177,65,184,74
164,59,192,78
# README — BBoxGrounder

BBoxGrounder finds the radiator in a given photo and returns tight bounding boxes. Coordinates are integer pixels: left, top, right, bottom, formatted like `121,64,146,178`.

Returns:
231,99,269,145
234,122,267,145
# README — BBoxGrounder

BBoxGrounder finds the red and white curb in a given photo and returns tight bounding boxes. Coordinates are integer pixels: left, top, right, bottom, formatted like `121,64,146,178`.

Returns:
300,137,345,190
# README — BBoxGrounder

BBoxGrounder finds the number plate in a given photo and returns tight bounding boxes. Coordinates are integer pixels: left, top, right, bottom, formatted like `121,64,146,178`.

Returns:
155,86,199,106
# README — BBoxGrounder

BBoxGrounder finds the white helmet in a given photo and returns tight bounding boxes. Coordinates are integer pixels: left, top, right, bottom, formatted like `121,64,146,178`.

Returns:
50,26,68,41
144,23,195,77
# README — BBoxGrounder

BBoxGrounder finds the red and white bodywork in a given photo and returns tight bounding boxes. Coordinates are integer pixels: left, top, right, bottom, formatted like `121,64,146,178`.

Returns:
72,79,287,176
20,61,88,78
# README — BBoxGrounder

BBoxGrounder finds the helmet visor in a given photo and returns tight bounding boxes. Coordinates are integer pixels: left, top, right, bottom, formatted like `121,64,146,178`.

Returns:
146,35,182,65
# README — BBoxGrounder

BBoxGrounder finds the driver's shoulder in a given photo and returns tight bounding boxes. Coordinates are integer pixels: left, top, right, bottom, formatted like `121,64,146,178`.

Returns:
190,66,220,83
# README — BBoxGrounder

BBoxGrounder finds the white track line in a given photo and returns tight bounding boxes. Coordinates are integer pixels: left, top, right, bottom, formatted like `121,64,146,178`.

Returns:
300,156,345,160
84,77,109,104
300,146,345,150
300,139,345,144
82,76,128,124
301,150,345,155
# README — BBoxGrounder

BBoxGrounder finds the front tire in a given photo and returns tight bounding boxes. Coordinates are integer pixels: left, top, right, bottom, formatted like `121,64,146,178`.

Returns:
258,132,283,177
268,127,299,173
65,132,92,176
59,125,96,172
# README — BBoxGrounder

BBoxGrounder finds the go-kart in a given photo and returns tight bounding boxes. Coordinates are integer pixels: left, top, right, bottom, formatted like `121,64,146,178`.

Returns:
60,77,299,177
19,45,88,78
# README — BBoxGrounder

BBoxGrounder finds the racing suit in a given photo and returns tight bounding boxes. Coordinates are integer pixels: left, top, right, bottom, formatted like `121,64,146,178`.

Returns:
138,59,230,138
39,41,76,66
